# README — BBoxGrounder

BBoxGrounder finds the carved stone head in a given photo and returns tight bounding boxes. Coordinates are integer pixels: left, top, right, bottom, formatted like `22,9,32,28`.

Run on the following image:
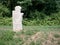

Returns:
15,6,22,11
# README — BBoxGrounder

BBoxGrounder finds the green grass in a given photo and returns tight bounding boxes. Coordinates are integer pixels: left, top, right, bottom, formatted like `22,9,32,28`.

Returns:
0,26,60,45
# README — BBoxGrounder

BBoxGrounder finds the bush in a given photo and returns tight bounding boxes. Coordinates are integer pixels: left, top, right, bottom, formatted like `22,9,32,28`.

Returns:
23,12,60,26
0,17,12,26
0,3,10,17
0,12,60,26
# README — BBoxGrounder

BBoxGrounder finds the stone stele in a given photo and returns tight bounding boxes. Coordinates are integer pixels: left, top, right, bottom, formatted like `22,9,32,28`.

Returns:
12,6,24,32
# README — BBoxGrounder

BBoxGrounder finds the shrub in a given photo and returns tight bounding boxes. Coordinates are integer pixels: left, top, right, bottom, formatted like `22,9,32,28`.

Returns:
0,17,12,26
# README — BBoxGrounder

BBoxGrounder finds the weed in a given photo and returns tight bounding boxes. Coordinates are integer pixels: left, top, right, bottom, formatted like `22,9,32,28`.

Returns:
54,34,60,38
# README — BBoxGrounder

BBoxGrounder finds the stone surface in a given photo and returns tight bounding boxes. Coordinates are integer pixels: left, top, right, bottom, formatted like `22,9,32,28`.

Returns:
12,6,24,32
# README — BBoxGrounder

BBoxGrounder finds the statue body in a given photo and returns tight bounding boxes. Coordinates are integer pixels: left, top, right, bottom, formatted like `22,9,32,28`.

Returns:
12,6,24,32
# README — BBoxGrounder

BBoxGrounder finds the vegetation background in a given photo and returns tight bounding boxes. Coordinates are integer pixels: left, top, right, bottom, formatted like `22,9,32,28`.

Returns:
0,0,60,45
0,0,60,26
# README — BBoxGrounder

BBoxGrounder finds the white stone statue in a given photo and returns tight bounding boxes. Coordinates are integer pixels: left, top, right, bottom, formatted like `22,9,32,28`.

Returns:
12,6,24,32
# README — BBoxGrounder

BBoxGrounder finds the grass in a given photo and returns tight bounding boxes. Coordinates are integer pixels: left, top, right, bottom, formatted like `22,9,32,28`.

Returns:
54,34,60,38
0,26,60,45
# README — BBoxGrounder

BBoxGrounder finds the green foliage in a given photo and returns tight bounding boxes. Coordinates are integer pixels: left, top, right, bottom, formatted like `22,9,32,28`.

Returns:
0,30,14,45
43,0,58,14
20,0,59,18
0,11,60,26
0,0,60,26
0,17,12,26
0,0,60,19
0,3,10,17
23,12,60,26
0,30,14,41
